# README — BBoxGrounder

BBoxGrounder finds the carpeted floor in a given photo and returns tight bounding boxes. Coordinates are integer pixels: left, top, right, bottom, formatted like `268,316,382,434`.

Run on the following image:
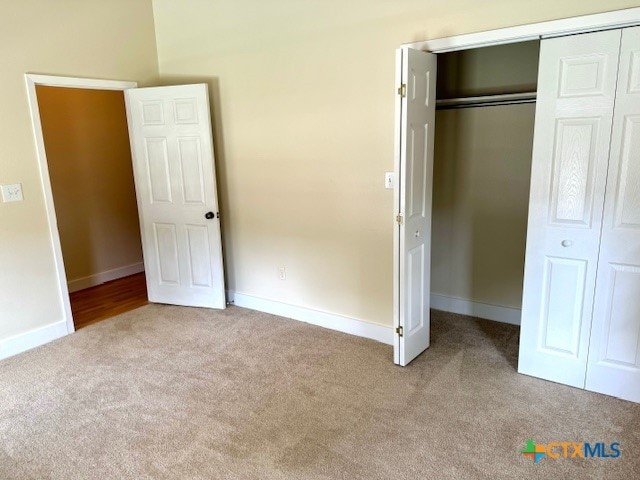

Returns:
1,305,638,479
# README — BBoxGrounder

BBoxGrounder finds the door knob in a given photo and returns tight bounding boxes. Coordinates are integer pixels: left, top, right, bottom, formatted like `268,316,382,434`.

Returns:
205,211,215,220
561,239,573,247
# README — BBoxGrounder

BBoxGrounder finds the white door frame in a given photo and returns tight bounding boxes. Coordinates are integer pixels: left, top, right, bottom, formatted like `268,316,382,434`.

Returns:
393,7,640,362
406,7,640,53
24,74,137,334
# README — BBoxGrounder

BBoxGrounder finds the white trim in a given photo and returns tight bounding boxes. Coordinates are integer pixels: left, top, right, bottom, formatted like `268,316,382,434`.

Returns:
0,321,68,361
430,294,522,326
25,74,137,91
406,7,640,52
227,291,394,345
24,74,138,336
67,262,144,293
392,47,404,363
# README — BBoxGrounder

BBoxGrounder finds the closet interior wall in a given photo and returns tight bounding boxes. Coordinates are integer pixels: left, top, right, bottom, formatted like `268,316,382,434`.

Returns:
431,41,540,321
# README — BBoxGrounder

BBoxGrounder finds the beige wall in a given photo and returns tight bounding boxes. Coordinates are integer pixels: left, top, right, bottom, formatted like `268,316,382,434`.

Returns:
0,0,157,341
2,2,638,346
152,1,638,327
36,86,143,289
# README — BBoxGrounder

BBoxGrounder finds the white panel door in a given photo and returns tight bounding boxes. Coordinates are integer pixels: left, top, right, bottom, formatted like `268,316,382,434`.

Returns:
394,47,436,366
125,84,226,309
586,27,640,402
518,30,621,387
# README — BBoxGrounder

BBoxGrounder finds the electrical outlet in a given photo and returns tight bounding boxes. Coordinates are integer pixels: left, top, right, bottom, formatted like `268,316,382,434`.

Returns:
1,183,24,203
278,267,286,281
385,172,394,189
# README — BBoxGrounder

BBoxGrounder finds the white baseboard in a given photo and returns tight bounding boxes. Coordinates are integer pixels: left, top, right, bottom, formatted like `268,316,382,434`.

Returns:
0,292,514,361
430,293,522,325
227,291,394,345
0,320,69,361
67,262,144,293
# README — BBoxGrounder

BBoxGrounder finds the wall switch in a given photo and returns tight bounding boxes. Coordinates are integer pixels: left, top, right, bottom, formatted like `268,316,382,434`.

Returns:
385,172,394,189
1,183,24,203
278,266,286,281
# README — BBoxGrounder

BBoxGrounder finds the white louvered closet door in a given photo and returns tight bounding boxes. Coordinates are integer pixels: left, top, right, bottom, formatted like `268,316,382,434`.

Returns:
586,26,640,403
518,30,622,388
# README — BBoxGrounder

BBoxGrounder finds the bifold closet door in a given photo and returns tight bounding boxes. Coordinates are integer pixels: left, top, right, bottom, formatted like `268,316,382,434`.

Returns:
518,30,621,387
586,26,640,403
394,47,436,366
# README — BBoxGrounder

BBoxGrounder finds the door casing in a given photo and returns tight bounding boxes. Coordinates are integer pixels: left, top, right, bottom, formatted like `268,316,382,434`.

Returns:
25,74,137,334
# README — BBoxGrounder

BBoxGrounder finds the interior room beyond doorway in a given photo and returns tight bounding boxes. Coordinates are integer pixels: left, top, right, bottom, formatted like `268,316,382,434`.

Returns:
35,85,148,329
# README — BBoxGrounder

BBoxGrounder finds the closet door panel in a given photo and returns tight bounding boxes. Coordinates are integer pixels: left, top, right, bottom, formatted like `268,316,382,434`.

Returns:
538,257,587,356
394,47,436,366
550,118,600,227
586,26,640,403
518,30,621,388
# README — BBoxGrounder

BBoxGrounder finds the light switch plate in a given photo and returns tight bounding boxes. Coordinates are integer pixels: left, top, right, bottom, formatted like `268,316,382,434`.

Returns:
1,183,24,203
385,172,394,189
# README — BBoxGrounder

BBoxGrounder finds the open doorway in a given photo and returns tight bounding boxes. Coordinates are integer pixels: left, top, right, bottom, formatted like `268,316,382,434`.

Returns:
29,78,148,330
396,15,640,402
431,40,540,325
26,75,227,337
393,40,540,365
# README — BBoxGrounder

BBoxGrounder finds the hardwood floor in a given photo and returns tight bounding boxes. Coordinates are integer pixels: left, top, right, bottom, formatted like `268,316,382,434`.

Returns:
70,273,148,330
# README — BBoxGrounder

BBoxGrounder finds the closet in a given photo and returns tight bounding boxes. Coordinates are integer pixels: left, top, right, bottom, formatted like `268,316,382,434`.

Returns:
518,26,640,403
432,42,539,319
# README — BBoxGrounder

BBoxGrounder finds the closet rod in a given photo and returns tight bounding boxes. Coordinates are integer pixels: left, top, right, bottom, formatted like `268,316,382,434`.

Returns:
436,92,537,110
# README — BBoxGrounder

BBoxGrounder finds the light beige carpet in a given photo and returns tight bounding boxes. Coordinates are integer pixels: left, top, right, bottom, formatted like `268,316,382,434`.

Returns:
1,305,638,479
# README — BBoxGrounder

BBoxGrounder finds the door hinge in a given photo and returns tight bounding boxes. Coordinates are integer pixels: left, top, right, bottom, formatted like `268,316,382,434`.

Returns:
397,83,406,98
395,326,404,337
396,213,404,225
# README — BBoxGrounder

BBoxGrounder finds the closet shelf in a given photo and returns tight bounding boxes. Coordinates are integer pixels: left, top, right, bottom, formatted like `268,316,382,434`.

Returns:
436,92,537,110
